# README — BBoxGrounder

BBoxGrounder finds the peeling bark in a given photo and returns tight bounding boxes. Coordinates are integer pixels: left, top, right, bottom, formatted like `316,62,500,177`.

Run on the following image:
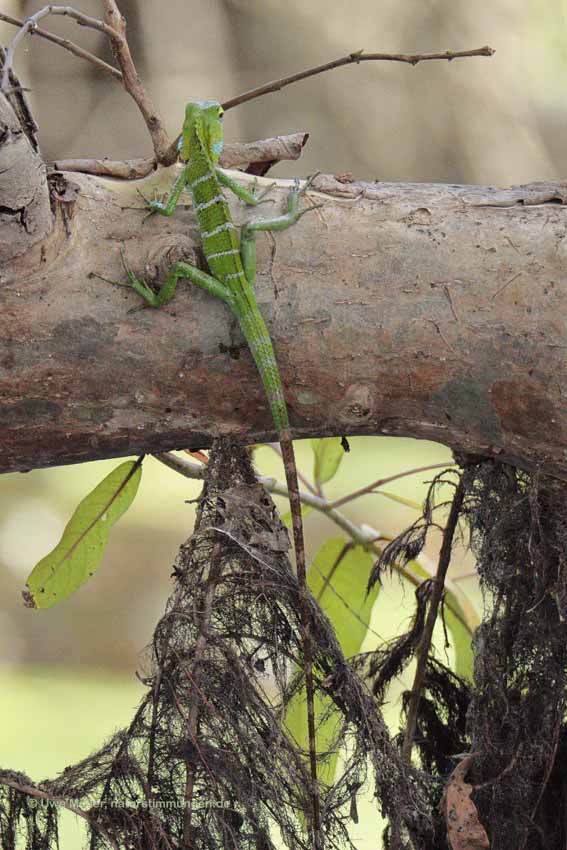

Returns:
1,165,567,477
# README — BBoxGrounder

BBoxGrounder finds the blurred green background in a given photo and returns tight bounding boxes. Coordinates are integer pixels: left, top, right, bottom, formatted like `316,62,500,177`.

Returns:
1,0,564,846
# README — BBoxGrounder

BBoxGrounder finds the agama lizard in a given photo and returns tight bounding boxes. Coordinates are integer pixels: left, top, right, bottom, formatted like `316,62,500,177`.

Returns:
121,101,323,848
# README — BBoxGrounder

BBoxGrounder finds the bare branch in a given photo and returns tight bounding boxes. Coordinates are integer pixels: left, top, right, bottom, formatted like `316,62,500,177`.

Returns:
100,0,172,162
52,156,156,179
220,132,310,171
330,462,455,510
53,133,309,179
222,45,495,110
0,2,172,162
0,13,494,170
0,11,122,80
1,4,118,90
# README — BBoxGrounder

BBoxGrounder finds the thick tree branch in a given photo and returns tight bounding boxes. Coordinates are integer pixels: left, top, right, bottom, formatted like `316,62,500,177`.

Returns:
1,169,567,477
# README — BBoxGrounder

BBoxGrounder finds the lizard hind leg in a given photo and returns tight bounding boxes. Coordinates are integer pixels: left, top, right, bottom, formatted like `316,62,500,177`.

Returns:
92,249,160,311
98,251,232,310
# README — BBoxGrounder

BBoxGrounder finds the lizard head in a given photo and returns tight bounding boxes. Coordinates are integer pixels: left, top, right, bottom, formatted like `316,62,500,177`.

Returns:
181,101,224,164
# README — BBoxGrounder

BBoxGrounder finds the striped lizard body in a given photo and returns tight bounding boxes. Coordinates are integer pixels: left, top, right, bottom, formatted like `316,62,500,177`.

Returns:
184,106,290,433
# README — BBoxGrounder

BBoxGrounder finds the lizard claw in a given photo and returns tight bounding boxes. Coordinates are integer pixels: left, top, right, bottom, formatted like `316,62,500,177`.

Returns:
136,188,167,220
290,173,324,219
118,249,156,310
251,177,276,205
298,171,321,195
90,249,135,291
289,172,321,201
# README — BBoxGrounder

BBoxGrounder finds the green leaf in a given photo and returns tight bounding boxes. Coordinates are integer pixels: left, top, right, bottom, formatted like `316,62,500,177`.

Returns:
444,589,477,681
23,460,143,609
311,437,344,488
285,538,379,784
309,539,379,658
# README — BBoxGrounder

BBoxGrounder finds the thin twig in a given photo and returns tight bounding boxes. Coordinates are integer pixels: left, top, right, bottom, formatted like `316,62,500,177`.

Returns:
268,442,319,496
330,462,456,510
1,4,118,90
452,569,479,582
100,0,172,162
0,11,122,80
173,45,494,161
401,475,466,763
222,46,495,111
1,2,173,163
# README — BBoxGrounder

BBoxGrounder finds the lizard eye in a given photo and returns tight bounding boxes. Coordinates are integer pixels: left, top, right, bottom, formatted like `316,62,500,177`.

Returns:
218,108,224,119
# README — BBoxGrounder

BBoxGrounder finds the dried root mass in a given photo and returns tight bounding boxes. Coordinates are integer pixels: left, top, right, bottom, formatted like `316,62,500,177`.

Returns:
0,441,430,850
7,445,565,850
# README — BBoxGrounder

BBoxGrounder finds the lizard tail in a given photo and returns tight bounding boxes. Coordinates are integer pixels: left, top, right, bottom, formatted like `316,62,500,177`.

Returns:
280,433,323,850
237,305,323,847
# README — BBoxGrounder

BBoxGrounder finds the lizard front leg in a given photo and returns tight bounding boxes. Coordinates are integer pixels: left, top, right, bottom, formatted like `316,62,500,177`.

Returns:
142,164,192,217
239,176,321,284
216,168,275,205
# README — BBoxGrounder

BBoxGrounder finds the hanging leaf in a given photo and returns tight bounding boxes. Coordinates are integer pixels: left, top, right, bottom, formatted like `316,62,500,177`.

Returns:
285,537,379,784
311,437,345,488
23,459,143,609
443,756,489,850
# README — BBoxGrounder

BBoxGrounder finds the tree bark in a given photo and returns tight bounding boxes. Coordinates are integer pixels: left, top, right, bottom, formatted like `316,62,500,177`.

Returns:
2,164,567,478
0,92,51,263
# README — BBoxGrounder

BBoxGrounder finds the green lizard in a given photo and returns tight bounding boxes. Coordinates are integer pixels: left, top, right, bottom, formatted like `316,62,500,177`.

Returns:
122,101,323,848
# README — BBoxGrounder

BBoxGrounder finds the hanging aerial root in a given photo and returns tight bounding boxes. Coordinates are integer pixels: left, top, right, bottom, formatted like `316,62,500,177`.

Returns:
463,463,567,850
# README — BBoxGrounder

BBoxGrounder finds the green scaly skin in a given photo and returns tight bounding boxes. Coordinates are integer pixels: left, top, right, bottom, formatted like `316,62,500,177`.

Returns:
124,101,323,849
